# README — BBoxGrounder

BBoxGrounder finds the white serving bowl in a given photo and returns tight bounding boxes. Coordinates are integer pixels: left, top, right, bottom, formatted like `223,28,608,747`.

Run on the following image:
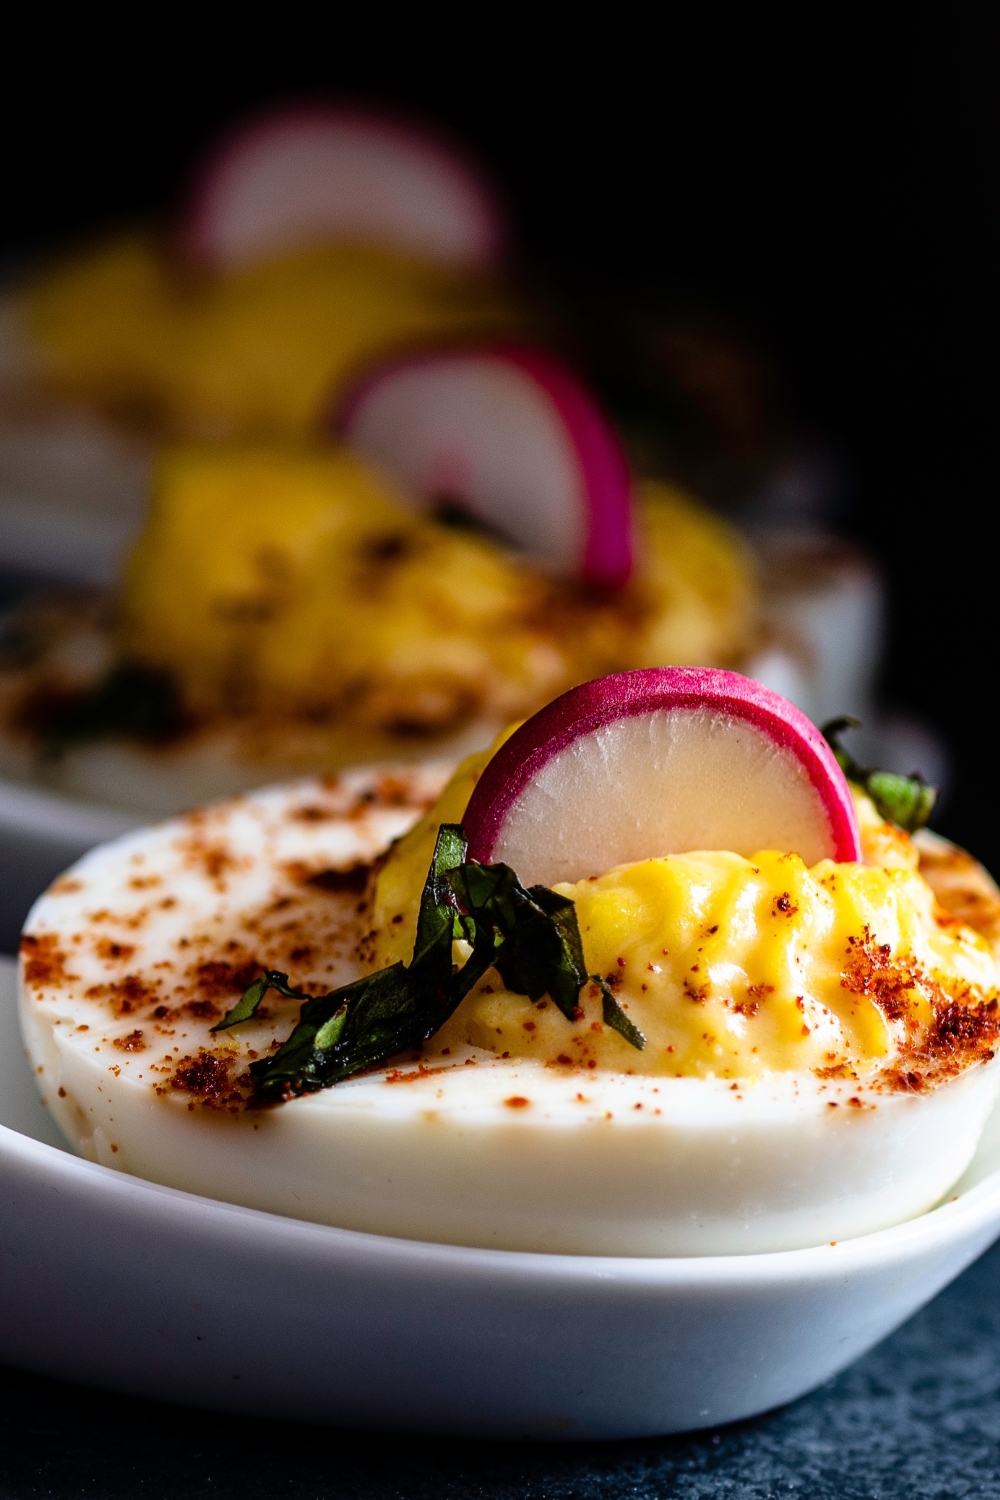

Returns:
1,953,998,1438
0,777,140,952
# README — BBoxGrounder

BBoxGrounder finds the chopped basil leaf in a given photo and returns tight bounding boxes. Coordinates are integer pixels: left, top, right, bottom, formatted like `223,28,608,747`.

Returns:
864,770,938,834
411,823,471,974
233,822,646,1102
448,863,586,1022
250,963,429,1099
822,716,938,833
447,861,645,1048
210,969,309,1032
31,663,189,755
430,501,516,549
594,976,648,1050
249,826,472,1101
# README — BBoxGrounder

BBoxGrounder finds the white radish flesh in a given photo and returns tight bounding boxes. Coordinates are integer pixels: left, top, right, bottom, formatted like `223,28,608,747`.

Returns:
463,668,861,886
183,106,506,271
339,346,633,585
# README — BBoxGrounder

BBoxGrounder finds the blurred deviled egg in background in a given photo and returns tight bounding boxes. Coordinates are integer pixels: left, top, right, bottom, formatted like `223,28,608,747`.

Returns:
0,99,942,951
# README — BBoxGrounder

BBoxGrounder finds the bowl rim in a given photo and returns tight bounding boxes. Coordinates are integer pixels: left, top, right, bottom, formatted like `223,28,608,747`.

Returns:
0,770,142,842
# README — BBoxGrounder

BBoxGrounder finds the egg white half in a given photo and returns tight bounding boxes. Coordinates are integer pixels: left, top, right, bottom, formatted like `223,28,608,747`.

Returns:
18,771,1000,1256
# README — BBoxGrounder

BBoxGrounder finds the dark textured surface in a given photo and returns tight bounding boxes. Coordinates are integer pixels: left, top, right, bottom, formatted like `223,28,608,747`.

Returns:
2,1237,999,1499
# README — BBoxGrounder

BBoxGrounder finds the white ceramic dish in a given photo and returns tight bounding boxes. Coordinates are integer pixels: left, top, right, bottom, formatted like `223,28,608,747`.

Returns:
0,401,152,584
0,777,140,953
1,954,998,1438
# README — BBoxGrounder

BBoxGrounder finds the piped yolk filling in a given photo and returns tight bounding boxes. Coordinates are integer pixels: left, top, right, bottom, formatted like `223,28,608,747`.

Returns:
369,769,1000,1083
430,848,997,1079
115,445,755,741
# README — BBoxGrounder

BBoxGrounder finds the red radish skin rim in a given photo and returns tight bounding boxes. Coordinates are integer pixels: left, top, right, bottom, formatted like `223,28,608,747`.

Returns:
336,343,634,588
181,102,509,270
499,347,633,588
463,667,862,868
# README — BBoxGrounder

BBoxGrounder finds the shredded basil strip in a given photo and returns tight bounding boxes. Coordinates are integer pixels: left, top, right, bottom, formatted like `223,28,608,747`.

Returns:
226,822,645,1102
447,862,586,1022
445,861,644,1049
594,975,648,1050
36,663,189,755
210,969,309,1032
249,825,475,1101
822,716,938,833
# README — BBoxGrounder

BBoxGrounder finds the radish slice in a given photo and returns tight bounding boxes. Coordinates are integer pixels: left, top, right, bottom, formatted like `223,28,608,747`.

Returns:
463,667,861,886
338,345,634,586
182,105,507,270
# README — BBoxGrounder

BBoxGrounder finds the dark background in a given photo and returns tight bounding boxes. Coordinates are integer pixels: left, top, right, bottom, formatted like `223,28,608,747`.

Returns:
2,28,996,857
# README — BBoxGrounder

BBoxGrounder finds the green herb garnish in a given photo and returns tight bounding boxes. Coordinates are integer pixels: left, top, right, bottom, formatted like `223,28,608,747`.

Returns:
595,975,649,1050
822,716,938,833
243,824,472,1100
210,970,309,1033
27,662,189,755
447,862,589,1021
221,823,645,1102
446,861,645,1047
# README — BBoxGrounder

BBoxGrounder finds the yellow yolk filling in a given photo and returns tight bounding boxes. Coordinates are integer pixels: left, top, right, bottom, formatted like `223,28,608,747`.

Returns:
25,234,518,438
118,444,756,746
369,770,999,1081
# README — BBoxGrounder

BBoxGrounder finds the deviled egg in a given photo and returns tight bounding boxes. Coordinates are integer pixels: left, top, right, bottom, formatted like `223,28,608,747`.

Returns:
0,363,757,815
19,670,1000,1255
1,106,516,450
